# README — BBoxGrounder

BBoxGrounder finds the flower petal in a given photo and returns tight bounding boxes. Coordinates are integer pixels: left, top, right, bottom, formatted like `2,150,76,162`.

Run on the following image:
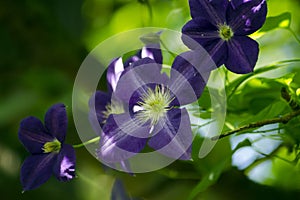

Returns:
141,43,163,64
97,114,148,163
20,153,57,191
189,0,229,25
115,58,167,104
123,43,163,69
44,103,67,143
107,57,125,92
53,144,76,182
182,17,219,50
18,117,53,154
148,108,193,160
228,0,267,35
182,18,228,67
89,91,111,127
225,36,259,74
170,51,211,105
123,55,140,68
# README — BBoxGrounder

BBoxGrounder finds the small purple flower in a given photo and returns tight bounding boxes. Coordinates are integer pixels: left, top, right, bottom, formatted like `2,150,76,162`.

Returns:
182,0,267,74
97,54,208,163
92,44,163,128
18,103,76,191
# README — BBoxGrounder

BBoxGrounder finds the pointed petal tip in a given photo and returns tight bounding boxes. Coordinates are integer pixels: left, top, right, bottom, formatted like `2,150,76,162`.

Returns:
21,154,56,191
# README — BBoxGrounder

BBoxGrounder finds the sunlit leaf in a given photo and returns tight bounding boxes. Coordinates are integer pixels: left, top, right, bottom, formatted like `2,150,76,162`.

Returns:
251,12,291,39
260,12,291,32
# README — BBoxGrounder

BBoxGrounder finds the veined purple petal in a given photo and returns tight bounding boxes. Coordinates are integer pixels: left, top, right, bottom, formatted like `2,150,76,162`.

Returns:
21,153,57,191
228,0,267,35
170,51,210,105
182,18,228,67
115,58,166,104
189,0,229,25
53,144,76,182
182,17,219,50
98,114,148,163
148,108,193,160
225,36,259,74
44,103,67,143
107,57,125,92
18,117,53,154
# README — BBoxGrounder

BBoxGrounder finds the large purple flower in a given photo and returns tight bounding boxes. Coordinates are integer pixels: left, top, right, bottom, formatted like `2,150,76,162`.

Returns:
92,44,163,128
18,104,76,191
97,54,208,164
182,0,267,74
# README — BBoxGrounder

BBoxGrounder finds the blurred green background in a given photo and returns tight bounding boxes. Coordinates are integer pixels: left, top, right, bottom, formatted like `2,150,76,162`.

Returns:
1,0,300,199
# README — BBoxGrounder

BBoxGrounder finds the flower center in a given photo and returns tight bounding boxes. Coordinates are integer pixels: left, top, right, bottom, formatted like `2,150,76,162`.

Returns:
43,139,61,153
218,24,234,41
102,100,124,123
136,85,174,126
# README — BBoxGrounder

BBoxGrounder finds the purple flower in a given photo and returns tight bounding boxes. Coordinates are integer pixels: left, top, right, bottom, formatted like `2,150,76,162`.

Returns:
182,0,267,74
18,104,76,191
97,53,208,164
91,44,163,128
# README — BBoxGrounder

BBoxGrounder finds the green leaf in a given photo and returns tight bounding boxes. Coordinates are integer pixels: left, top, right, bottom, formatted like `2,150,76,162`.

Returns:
259,12,291,32
226,61,295,101
241,100,288,126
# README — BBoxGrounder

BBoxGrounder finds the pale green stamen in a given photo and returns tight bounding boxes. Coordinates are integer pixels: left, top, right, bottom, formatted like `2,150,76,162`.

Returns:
136,85,174,126
102,100,124,123
218,24,234,41
43,139,61,153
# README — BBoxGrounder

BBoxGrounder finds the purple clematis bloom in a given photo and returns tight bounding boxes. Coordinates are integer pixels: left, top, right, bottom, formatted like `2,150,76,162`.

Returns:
96,54,208,164
18,103,76,191
92,43,163,128
182,0,267,74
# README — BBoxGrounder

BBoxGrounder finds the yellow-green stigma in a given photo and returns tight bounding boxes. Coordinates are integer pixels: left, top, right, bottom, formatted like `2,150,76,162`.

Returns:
218,24,234,41
102,100,124,123
43,139,61,153
136,85,174,126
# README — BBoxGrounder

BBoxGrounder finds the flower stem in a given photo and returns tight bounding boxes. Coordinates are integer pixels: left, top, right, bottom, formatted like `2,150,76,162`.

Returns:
73,137,100,148
211,109,300,140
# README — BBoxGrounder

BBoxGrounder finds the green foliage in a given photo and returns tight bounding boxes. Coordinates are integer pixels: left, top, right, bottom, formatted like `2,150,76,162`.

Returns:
2,0,300,199
259,12,292,32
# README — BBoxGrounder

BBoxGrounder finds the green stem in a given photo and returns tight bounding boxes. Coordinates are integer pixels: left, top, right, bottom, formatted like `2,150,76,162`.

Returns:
211,109,300,140
73,137,100,148
251,127,283,134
